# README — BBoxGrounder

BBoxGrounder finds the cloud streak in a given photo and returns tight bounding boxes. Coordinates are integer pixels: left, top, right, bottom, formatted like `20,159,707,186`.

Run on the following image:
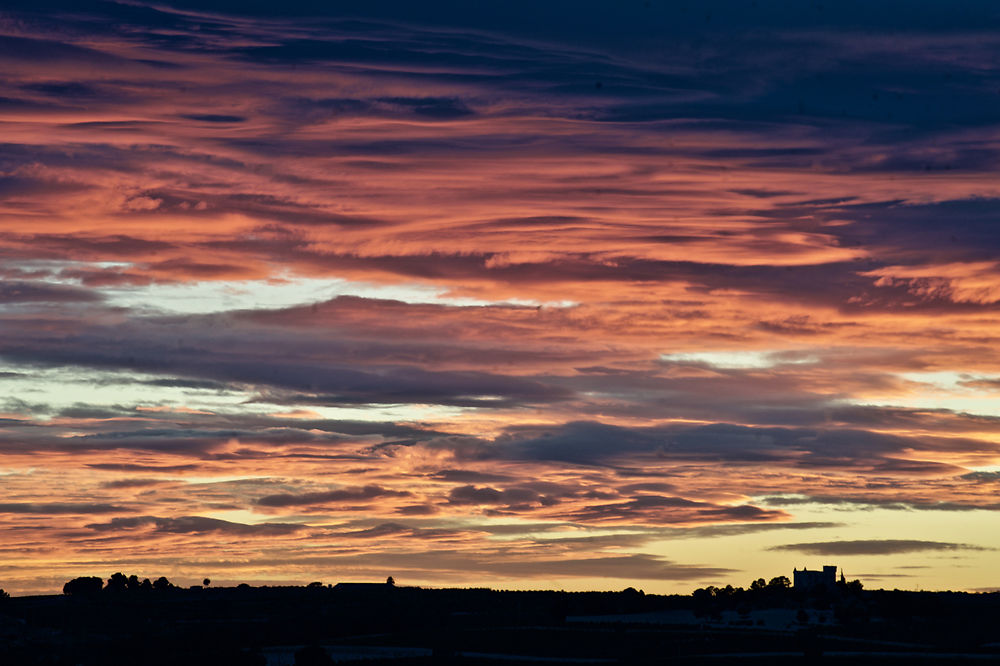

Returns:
771,540,990,556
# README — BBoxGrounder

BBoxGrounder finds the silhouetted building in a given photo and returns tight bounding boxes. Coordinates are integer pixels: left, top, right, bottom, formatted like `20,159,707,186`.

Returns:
793,565,837,590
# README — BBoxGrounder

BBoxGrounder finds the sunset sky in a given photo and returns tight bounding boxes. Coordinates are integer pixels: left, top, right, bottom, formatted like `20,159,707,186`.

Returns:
2,1,1000,596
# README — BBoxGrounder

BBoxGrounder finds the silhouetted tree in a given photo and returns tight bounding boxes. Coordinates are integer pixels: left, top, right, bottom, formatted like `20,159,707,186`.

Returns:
63,576,103,596
139,578,152,591
126,574,141,591
694,585,718,598
106,572,128,593
386,576,395,586
203,578,211,587
153,576,174,591
835,577,864,596
750,578,766,591
0,588,9,601
768,576,791,590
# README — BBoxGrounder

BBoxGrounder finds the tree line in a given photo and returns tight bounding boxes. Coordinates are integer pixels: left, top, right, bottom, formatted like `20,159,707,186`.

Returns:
63,572,178,596
692,575,864,607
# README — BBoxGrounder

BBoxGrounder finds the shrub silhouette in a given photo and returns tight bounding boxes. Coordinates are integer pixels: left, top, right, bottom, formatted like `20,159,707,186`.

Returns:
63,576,103,596
153,576,174,591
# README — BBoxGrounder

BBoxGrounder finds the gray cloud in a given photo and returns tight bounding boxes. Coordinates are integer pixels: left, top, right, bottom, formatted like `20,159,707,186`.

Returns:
960,471,1000,484
328,521,465,541
443,420,992,472
100,479,171,489
562,495,786,526
256,484,410,507
446,484,560,510
770,539,990,556
0,502,127,514
0,282,102,303
761,494,1000,512
429,469,515,483
87,463,201,473
85,515,302,535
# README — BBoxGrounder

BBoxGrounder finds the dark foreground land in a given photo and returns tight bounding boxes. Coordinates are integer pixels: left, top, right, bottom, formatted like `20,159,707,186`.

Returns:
2,581,1000,665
